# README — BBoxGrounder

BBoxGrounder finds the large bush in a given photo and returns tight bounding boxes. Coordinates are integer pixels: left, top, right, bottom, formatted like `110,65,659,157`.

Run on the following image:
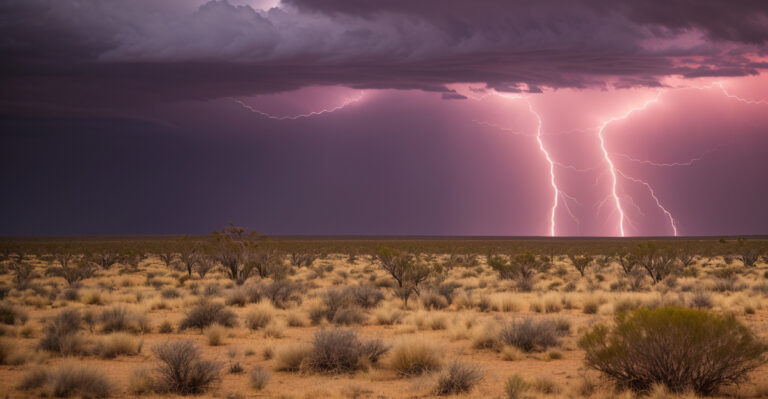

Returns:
307,329,388,373
179,301,237,330
579,306,767,395
499,318,560,352
152,340,221,394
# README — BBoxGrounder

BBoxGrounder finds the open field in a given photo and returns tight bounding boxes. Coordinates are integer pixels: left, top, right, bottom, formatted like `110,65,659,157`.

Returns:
1,233,767,398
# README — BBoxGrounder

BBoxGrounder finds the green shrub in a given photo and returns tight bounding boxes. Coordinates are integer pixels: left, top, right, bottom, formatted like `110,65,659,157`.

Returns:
579,306,767,395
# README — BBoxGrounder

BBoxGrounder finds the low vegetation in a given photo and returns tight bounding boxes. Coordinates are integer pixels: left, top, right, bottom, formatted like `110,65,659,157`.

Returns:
0,234,766,398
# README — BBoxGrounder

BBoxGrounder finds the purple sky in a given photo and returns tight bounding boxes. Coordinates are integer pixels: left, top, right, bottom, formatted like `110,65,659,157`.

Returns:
1,0,767,236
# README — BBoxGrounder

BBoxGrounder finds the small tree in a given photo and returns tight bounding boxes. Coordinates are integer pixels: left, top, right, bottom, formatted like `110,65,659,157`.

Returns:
46,258,96,286
734,239,762,267
289,251,320,267
580,307,767,395
487,252,544,292
211,223,262,285
178,246,199,277
195,255,217,279
567,253,593,277
88,251,126,270
615,252,636,277
157,250,178,269
9,252,36,289
377,247,431,307
248,247,288,280
676,244,697,267
631,242,677,284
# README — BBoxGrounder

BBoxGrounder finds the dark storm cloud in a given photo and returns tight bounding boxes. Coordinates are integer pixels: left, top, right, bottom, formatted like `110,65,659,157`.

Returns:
1,0,767,115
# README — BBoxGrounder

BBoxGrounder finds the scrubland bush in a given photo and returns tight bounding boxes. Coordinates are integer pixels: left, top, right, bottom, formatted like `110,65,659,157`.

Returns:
0,301,27,325
99,305,150,333
275,343,312,371
377,247,432,306
487,252,545,291
19,364,113,398
245,305,274,330
499,318,560,352
18,368,49,390
127,367,153,395
263,319,286,338
689,290,713,309
310,286,370,325
580,306,767,395
97,333,142,358
504,374,530,399
307,329,389,373
389,336,443,377
153,340,221,394
249,366,270,390
225,288,249,306
158,320,174,333
205,324,226,346
0,338,12,364
420,290,449,310
179,301,237,330
39,308,91,355
372,306,404,325
260,280,303,309
434,360,483,395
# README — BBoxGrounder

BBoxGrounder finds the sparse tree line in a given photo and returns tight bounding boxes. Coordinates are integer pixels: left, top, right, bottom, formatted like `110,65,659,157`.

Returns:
0,229,766,300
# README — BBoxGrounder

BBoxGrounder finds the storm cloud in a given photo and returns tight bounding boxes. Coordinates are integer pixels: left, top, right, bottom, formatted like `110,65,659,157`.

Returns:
1,0,767,115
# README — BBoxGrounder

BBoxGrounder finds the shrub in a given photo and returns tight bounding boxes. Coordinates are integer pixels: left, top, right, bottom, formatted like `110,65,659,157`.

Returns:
263,319,286,338
389,336,443,377
0,301,26,325
373,306,403,325
582,298,599,314
689,290,713,309
260,280,303,309
0,338,12,364
307,329,389,373
99,306,149,333
331,306,366,325
205,324,226,346
274,344,312,371
499,318,560,352
152,340,221,394
158,320,174,333
225,288,248,307
97,333,142,358
179,301,237,330
245,305,273,330
532,377,561,394
126,367,153,395
421,290,449,310
434,360,483,395
48,364,113,398
579,306,768,395
312,287,369,325
249,366,270,390
39,308,90,355
161,288,180,299
504,374,530,399
346,285,384,308
18,368,49,390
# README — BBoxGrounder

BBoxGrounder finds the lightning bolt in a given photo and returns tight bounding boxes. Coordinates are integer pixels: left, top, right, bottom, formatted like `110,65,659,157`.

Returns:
616,169,678,236
233,92,365,120
712,82,768,105
525,100,561,236
596,92,663,236
613,146,721,167
472,120,532,136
